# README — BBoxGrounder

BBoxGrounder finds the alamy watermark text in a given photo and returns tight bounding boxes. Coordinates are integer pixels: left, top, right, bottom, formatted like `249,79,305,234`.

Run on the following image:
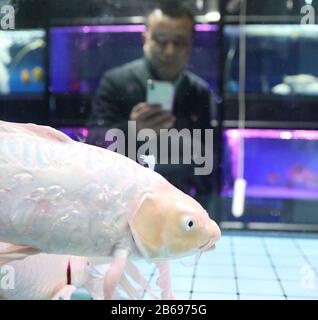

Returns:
1,4,15,30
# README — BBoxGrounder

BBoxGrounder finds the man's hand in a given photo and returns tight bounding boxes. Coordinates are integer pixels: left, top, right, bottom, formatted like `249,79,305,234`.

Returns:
129,103,175,133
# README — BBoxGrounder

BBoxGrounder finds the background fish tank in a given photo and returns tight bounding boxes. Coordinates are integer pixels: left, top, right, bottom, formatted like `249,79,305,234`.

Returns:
221,129,318,228
223,25,318,96
0,29,48,124
50,24,219,94
0,30,46,96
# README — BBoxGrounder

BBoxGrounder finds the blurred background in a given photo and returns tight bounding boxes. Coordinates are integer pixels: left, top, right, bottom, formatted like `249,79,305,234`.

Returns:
1,0,318,233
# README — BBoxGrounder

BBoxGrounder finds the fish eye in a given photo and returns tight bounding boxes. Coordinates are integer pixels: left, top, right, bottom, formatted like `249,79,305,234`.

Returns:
182,216,196,232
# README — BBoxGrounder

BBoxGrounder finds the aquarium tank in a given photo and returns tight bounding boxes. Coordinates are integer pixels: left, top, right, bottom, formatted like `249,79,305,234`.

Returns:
50,24,219,94
223,129,318,200
0,30,46,96
223,25,318,95
221,128,318,227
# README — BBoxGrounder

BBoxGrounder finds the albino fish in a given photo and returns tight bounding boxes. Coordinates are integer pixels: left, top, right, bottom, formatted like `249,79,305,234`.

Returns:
0,120,221,299
0,254,92,300
0,253,145,300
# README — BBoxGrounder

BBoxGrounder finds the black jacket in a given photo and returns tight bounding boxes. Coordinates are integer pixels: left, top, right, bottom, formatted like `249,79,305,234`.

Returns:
88,58,216,195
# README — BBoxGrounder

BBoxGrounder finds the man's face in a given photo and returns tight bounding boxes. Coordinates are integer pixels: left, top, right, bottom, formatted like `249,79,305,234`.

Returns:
143,10,193,82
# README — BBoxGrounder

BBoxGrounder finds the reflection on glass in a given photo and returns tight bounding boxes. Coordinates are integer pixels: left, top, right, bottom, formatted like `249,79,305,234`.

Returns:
50,24,219,94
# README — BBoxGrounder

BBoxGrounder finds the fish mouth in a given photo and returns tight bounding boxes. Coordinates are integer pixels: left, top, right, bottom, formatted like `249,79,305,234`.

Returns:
199,239,216,251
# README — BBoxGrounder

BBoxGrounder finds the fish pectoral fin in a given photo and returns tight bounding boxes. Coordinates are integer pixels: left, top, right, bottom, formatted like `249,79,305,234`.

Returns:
0,242,41,264
125,260,159,299
156,261,176,300
118,273,142,300
103,248,129,300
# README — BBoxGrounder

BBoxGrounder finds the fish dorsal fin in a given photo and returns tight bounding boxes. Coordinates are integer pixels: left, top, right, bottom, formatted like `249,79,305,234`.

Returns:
0,120,72,143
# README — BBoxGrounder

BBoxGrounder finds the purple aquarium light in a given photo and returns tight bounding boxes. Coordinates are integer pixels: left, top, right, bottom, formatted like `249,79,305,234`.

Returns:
51,24,217,34
223,128,318,200
195,24,218,32
58,128,89,142
225,129,318,141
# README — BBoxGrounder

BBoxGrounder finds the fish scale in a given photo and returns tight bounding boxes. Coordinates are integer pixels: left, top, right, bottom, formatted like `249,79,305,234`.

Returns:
0,125,157,257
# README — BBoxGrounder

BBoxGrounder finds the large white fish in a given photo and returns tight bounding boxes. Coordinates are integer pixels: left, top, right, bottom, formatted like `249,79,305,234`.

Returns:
0,120,221,299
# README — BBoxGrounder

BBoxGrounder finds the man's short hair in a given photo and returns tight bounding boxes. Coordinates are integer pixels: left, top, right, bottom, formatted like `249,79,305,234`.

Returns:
146,1,195,27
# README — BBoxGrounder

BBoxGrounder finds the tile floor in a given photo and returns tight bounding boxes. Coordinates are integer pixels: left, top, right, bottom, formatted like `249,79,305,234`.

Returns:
72,231,318,300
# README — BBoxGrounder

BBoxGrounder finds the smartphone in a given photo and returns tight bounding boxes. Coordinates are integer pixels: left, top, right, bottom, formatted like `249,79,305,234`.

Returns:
146,79,175,112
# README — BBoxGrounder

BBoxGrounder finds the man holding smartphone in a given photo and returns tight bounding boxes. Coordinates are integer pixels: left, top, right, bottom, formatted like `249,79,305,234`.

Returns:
88,2,216,207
